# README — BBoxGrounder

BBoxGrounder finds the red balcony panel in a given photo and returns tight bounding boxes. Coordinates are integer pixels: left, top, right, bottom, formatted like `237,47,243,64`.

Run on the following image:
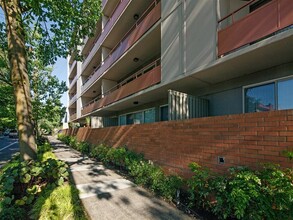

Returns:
104,65,161,106
218,0,293,56
82,1,161,94
81,65,161,115
82,0,131,70
280,0,293,29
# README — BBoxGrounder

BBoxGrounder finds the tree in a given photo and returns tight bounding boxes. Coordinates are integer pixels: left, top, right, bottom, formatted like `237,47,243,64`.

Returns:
0,0,101,160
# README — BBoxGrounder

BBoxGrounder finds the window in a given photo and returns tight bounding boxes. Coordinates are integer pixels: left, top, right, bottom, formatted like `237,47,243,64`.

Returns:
245,83,275,113
278,78,293,110
144,108,156,123
119,108,156,125
244,77,293,113
119,115,126,125
160,105,168,121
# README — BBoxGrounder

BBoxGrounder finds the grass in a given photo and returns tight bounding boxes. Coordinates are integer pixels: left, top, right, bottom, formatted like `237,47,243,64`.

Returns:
30,184,87,220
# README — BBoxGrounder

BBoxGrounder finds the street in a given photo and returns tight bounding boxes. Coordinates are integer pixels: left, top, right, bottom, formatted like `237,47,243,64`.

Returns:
0,136,19,167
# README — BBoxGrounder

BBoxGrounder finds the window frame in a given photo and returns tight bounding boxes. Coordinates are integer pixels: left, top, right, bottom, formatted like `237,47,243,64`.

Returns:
242,76,293,113
118,107,156,125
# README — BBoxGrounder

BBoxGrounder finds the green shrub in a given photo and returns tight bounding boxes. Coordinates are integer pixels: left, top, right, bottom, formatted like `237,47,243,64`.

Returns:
187,163,293,220
57,133,71,145
0,155,69,214
58,135,183,202
69,136,78,149
90,144,110,162
0,205,26,220
76,141,91,155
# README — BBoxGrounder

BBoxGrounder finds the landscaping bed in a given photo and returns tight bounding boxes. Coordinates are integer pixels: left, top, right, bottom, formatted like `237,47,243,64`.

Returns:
57,134,293,220
0,140,87,220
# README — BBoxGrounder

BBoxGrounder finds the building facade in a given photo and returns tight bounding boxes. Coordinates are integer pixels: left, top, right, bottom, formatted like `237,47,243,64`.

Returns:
67,0,293,128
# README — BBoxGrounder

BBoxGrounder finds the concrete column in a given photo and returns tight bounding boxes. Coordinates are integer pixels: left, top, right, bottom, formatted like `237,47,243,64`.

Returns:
101,79,117,97
101,47,111,64
102,15,109,30
76,61,82,119
91,116,104,128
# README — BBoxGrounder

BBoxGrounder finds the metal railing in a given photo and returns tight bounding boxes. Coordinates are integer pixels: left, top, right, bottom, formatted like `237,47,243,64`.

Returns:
82,0,160,88
82,58,161,109
82,0,129,62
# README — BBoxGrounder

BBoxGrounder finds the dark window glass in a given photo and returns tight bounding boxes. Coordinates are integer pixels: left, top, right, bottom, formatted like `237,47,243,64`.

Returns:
245,83,275,113
119,115,126,125
160,106,168,121
144,108,155,123
278,79,293,110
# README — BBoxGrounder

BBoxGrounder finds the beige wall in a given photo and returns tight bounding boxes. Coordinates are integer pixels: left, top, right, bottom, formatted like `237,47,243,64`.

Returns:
161,0,217,83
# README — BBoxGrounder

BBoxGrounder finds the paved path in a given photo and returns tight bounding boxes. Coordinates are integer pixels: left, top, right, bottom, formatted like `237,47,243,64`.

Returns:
0,136,19,167
48,136,193,220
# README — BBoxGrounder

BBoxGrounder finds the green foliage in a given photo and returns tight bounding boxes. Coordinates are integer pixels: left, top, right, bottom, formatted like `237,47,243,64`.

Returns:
283,150,293,160
30,184,87,220
0,82,16,129
0,205,26,220
187,163,293,220
0,151,69,215
76,141,91,155
57,133,71,145
59,135,183,201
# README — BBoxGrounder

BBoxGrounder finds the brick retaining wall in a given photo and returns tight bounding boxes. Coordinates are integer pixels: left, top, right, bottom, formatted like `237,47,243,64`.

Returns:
64,110,293,177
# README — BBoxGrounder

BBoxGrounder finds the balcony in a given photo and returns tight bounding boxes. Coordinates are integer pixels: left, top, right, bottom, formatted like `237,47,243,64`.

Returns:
218,0,293,56
81,1,161,95
69,74,78,90
69,93,77,107
70,113,77,121
69,60,77,78
81,59,161,115
82,0,131,71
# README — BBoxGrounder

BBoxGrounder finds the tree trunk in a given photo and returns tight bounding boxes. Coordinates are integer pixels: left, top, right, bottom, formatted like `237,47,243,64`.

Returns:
2,0,37,160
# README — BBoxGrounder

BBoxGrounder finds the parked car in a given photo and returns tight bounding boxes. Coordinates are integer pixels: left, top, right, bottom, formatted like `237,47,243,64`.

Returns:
9,129,18,138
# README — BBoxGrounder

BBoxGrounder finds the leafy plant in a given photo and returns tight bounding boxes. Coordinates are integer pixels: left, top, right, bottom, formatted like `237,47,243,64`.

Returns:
187,163,293,220
0,153,69,214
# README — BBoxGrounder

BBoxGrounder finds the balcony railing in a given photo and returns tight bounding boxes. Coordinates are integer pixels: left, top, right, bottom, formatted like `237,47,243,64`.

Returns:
69,60,77,78
69,75,78,90
70,113,77,121
81,59,161,116
82,0,131,71
81,0,161,95
218,0,293,56
69,93,77,107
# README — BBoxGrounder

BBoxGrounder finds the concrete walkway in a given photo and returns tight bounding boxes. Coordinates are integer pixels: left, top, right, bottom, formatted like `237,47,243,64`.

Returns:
48,136,193,220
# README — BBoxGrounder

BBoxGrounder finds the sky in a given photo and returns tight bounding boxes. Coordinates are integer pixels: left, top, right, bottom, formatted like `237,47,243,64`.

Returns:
0,9,68,108
51,58,68,107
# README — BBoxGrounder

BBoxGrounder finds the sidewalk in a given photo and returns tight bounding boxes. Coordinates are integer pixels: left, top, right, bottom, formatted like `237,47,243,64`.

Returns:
48,136,193,220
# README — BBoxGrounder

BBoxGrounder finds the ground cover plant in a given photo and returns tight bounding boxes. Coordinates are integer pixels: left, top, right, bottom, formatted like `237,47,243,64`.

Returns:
0,141,87,219
58,134,293,220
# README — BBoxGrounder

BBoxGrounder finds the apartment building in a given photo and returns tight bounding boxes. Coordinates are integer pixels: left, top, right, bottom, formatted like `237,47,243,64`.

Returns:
67,0,293,128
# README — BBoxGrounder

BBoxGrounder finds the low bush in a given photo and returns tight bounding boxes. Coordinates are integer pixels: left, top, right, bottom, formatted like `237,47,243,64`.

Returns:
187,163,293,220
0,143,69,219
59,136,182,202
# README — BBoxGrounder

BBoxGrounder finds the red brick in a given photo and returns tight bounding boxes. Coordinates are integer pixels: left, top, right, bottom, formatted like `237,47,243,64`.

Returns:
280,131,293,136
258,121,279,127
264,136,286,142
244,136,263,141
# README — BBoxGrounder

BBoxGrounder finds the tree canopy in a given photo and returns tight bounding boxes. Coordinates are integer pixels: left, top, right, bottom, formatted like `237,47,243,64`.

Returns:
0,0,102,160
